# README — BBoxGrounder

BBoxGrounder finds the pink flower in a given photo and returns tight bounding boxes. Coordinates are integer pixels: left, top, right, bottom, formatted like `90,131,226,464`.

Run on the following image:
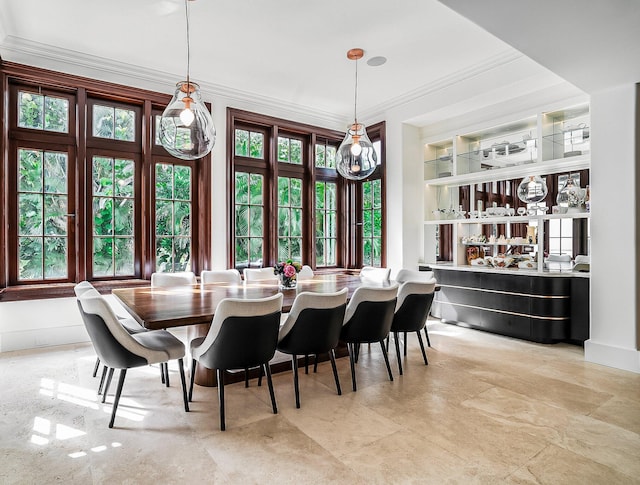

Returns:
283,264,296,278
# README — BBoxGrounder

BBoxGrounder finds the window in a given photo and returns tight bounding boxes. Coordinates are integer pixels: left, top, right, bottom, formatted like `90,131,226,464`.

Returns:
1,64,211,293
278,136,302,164
362,178,382,266
155,163,193,272
18,91,69,133
91,156,135,277
228,109,385,271
234,172,264,269
315,181,337,266
277,176,303,261
92,104,135,141
548,218,574,257
17,149,69,280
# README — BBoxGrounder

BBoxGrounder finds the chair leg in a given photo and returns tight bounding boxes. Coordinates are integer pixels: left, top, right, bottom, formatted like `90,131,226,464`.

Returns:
265,363,278,415
108,369,127,428
304,354,309,375
416,330,429,365
217,369,226,431
178,358,189,412
385,335,390,351
257,365,263,387
380,340,394,382
188,359,196,402
160,362,165,384
97,365,108,394
348,343,357,392
292,354,300,409
394,331,403,376
424,325,431,347
164,362,170,387
329,349,341,396
404,332,408,356
93,357,101,378
313,354,318,373
102,367,115,403
244,368,249,388
354,343,360,363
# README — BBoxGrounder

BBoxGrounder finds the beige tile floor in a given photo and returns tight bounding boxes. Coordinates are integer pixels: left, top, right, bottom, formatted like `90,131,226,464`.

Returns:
1,320,639,484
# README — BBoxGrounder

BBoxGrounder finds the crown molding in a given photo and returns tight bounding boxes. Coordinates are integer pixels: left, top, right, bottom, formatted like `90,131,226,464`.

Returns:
1,36,541,130
0,36,345,127
358,50,524,122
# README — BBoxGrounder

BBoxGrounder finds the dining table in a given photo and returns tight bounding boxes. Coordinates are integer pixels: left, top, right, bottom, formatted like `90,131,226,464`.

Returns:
112,273,388,386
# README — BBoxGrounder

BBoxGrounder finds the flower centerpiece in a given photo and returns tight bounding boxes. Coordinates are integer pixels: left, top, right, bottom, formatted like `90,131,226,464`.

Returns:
274,260,302,289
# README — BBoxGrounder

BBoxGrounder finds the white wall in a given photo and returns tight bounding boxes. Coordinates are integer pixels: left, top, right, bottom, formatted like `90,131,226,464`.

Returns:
585,83,640,373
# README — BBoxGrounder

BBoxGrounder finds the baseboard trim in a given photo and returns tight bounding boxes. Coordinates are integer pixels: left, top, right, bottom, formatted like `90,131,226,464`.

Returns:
0,325,89,353
584,339,640,374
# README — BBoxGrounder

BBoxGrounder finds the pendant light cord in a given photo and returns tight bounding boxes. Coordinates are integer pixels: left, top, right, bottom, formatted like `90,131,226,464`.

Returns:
353,56,358,124
185,0,191,89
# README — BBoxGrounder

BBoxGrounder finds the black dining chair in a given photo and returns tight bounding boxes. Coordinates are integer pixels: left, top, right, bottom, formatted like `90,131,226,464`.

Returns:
340,284,398,392
74,282,149,390
392,269,437,347
277,289,348,408
76,291,189,428
188,293,283,431
389,280,437,375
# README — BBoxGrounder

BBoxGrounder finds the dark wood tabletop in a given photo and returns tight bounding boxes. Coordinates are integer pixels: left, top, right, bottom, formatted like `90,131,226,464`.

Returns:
112,273,379,330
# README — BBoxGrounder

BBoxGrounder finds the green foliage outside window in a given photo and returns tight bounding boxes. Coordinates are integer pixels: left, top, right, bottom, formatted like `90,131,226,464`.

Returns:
18,91,69,133
362,178,382,266
315,181,337,266
278,176,302,261
18,149,68,280
235,172,264,267
277,137,302,164
92,156,135,277
315,143,336,169
155,163,192,272
93,104,135,141
234,129,264,158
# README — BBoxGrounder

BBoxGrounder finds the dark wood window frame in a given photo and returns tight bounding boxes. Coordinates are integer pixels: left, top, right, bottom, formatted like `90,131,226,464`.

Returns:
0,61,212,300
227,108,386,270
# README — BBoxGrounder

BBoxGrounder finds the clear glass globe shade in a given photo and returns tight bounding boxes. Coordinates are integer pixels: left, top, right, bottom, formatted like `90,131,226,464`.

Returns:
336,123,377,180
159,82,216,160
517,175,548,204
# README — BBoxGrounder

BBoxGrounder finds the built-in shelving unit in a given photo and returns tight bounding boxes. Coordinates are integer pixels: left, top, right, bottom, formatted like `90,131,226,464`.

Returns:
423,101,591,274
425,212,589,273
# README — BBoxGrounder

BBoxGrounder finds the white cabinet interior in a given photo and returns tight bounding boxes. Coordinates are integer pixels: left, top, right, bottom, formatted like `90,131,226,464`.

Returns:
422,100,591,271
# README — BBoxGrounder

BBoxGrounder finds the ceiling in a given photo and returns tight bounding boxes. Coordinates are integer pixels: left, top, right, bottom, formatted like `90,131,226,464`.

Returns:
3,1,636,130
0,0,574,127
441,0,640,95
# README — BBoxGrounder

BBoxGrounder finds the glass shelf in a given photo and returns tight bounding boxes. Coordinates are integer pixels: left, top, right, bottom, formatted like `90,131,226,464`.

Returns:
456,118,537,175
424,156,453,179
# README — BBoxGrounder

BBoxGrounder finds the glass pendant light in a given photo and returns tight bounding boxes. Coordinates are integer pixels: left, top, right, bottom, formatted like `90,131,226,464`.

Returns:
159,0,216,160
336,48,377,180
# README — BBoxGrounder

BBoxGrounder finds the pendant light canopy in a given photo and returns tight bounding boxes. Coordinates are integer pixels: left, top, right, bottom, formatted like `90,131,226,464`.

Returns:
336,48,377,181
159,0,216,160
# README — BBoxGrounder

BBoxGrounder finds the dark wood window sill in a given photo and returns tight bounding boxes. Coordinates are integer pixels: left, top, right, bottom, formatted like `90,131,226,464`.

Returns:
0,280,150,302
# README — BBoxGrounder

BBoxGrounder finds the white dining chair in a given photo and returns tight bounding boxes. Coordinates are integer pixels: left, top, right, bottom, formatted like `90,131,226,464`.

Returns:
201,269,242,285
151,271,197,288
298,265,314,280
395,269,434,283
243,267,279,284
360,266,391,283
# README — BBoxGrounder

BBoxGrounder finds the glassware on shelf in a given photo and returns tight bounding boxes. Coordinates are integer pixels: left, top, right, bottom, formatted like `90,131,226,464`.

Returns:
556,177,587,212
517,175,548,204
517,207,527,217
